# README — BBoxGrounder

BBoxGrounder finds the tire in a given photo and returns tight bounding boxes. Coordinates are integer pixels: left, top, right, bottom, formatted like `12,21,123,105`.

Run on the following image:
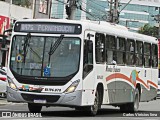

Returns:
130,88,140,112
28,103,42,113
120,88,140,112
86,90,100,116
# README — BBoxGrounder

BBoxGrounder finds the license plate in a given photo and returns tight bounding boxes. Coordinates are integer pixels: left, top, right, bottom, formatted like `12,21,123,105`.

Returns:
34,99,46,103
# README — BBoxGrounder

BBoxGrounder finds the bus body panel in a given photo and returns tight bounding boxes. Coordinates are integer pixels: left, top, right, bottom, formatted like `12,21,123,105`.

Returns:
114,66,136,104
7,87,83,106
6,19,158,110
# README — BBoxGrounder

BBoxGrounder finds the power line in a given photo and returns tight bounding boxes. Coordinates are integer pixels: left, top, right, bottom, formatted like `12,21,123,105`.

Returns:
79,0,107,15
78,4,101,21
78,0,108,21
119,0,132,13
87,0,107,9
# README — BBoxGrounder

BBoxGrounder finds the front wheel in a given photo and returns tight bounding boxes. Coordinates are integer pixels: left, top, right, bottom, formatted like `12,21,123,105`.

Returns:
86,90,100,116
28,103,42,113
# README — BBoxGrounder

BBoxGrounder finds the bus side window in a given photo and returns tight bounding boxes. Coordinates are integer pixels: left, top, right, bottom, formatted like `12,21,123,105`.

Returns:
116,37,126,65
126,39,135,65
152,44,158,68
95,33,105,63
135,41,143,66
106,35,117,64
144,42,151,67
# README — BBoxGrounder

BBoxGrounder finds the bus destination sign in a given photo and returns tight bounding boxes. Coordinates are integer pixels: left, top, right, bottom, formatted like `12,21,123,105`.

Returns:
14,22,82,34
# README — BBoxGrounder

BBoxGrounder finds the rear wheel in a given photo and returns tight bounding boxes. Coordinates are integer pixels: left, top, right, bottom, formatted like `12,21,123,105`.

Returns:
131,88,140,112
28,103,42,113
120,88,140,112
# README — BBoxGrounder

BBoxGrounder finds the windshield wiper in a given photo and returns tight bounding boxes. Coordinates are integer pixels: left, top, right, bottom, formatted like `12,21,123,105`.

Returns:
48,34,64,66
23,33,31,63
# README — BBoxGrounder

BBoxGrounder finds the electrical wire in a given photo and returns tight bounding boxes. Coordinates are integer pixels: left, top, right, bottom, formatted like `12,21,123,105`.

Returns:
79,0,107,15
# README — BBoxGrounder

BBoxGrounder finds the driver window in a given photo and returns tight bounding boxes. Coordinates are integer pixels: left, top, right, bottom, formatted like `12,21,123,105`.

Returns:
83,40,93,78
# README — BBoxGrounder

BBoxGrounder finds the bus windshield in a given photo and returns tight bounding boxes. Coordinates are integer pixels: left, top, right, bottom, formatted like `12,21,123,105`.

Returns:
10,35,81,78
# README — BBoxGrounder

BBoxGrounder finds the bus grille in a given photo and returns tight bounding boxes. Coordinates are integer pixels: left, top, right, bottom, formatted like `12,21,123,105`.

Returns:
21,93,60,103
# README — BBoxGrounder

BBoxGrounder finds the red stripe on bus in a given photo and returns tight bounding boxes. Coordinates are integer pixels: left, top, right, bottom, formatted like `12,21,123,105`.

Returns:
106,73,158,89
0,77,6,81
106,73,134,86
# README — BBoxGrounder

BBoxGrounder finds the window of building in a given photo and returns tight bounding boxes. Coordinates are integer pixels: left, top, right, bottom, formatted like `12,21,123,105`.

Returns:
95,33,105,63
155,7,159,11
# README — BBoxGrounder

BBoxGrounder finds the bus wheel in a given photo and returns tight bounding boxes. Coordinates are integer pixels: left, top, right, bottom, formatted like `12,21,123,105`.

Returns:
120,88,140,112
86,90,99,116
28,103,42,113
131,88,140,112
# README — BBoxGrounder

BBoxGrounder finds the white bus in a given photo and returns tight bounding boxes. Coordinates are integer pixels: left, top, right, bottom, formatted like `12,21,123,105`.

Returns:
7,19,158,116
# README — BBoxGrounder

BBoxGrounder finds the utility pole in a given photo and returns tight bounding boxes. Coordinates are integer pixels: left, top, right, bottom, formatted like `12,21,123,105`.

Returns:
8,0,12,18
113,0,119,23
32,0,36,18
107,0,119,23
107,0,113,22
68,0,77,20
49,0,52,19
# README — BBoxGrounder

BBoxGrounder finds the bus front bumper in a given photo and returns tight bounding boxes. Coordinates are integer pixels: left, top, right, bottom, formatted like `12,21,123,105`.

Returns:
7,87,82,106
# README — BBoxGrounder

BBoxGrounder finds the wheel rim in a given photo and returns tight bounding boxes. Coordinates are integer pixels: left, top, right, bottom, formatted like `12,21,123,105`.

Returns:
134,90,139,111
91,92,99,113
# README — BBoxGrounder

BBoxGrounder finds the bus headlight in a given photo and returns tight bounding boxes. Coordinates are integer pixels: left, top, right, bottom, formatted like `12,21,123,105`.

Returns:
8,77,18,90
64,79,80,93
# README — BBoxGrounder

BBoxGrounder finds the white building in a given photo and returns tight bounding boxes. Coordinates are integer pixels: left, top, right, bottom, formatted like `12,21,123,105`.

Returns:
0,1,33,66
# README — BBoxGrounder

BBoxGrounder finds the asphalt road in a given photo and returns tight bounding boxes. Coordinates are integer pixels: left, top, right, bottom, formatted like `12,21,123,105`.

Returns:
0,97,160,120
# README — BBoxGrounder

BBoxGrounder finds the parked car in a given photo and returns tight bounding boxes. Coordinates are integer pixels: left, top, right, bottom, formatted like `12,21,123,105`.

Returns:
0,68,7,97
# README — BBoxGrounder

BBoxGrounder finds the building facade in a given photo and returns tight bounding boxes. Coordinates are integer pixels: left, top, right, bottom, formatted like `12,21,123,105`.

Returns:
119,0,160,31
0,0,33,66
50,0,160,32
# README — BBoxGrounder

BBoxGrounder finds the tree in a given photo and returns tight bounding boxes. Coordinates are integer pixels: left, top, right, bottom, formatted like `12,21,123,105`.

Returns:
138,24,158,38
12,0,31,8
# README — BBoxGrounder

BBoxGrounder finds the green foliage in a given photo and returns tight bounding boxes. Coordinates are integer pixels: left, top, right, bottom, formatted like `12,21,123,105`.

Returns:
138,24,158,38
12,0,31,8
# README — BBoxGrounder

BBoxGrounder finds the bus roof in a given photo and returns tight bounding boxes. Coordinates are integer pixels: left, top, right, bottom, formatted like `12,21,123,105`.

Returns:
15,19,158,44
